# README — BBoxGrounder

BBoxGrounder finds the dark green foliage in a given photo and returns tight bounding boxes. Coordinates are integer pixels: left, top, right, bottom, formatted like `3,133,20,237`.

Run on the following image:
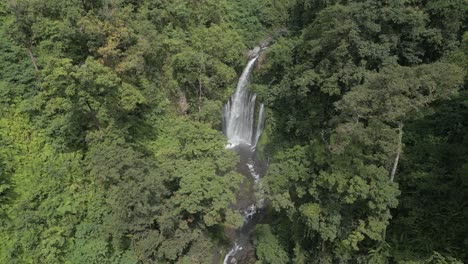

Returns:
0,0,467,263
251,0,467,263
387,93,468,262
0,0,247,263
254,224,289,264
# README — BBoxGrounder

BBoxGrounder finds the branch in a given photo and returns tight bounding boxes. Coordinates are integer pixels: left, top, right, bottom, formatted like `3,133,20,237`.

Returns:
390,122,403,182
27,45,39,73
320,129,331,152
197,54,204,113
85,100,102,132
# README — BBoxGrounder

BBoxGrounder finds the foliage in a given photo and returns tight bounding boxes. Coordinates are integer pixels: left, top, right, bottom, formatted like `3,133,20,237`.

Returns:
252,0,467,263
254,224,289,264
0,0,466,263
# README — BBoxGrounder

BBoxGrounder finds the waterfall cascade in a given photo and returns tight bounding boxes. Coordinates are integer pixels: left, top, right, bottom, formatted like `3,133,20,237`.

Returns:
222,49,266,264
223,53,265,149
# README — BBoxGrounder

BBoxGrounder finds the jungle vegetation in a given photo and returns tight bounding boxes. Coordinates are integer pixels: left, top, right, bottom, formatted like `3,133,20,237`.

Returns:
0,0,466,263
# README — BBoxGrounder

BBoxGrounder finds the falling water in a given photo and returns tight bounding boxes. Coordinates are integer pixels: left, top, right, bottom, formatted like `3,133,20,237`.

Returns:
253,104,265,150
223,54,265,148
222,49,267,264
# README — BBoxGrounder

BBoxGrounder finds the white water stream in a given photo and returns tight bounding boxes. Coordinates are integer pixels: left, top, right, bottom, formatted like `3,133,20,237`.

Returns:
223,54,265,149
222,49,266,264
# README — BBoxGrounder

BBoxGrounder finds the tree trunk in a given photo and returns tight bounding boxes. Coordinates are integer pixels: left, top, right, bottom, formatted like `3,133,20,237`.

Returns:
198,62,203,113
198,77,202,113
382,123,404,244
85,100,102,132
390,122,404,182
27,45,39,73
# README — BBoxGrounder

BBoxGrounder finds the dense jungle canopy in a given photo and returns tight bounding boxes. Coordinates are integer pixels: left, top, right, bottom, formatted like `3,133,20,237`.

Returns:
0,0,467,263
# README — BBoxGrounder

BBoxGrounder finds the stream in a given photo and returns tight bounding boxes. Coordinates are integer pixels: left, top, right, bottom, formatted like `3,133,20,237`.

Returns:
221,48,267,263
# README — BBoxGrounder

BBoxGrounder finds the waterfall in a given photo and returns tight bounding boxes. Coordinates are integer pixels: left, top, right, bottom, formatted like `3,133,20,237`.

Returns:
222,50,267,264
223,54,265,148
253,104,265,150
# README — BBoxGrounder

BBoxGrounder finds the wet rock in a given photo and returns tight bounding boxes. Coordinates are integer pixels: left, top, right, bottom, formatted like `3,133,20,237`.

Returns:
259,37,272,49
277,27,289,37
248,46,261,58
177,88,188,115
